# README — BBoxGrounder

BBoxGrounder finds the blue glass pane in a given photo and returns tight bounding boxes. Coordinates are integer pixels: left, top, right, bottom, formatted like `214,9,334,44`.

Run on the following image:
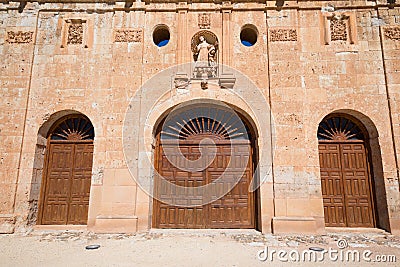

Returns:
157,39,169,47
241,40,253,47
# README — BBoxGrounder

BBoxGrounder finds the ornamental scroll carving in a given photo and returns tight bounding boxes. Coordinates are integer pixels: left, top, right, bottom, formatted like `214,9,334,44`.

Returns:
198,13,211,29
6,31,34,44
384,27,400,41
269,29,297,42
114,29,143,42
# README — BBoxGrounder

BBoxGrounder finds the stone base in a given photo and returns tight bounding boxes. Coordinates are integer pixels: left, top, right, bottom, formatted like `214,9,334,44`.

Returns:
91,216,138,233
389,218,400,235
0,215,16,234
272,216,325,234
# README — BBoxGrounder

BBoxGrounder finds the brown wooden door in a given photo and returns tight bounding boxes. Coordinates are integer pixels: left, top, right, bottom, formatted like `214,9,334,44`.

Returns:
319,141,375,227
153,141,254,229
41,142,93,225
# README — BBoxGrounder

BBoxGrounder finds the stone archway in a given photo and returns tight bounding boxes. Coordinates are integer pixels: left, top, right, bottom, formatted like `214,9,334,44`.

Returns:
36,113,95,225
317,112,388,228
152,102,259,229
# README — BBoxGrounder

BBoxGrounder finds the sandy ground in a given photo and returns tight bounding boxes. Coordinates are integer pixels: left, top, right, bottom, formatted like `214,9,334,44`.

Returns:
1,230,400,267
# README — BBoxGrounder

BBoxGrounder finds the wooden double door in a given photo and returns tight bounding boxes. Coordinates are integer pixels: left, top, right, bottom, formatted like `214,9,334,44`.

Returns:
153,141,255,229
39,141,93,225
319,141,375,227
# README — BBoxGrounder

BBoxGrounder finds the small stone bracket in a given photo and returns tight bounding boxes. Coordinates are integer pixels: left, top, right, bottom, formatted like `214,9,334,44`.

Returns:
174,73,190,89
218,73,236,89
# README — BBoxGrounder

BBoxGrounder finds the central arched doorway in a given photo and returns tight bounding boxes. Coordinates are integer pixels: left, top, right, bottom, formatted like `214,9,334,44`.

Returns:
38,115,94,225
318,114,376,227
152,104,258,229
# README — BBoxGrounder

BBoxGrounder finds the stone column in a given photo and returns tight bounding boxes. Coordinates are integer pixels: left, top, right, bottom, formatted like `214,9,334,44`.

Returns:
176,1,189,74
221,1,232,71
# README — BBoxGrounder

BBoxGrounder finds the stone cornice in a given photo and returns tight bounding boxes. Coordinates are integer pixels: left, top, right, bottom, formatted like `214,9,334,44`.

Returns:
0,0,398,12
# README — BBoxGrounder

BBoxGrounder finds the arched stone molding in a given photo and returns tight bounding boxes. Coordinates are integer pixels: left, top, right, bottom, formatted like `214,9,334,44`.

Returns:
316,109,393,232
123,63,275,232
27,110,96,226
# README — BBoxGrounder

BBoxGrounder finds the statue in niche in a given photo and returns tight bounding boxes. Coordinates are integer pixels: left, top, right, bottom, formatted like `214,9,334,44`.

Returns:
194,35,218,68
192,35,218,79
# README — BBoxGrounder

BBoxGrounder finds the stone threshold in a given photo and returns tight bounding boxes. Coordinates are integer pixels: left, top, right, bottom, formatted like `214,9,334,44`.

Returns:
326,227,388,234
33,225,87,232
149,228,262,236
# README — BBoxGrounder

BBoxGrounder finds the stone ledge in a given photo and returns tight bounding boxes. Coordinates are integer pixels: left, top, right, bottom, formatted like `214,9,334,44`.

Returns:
0,214,16,234
272,216,325,234
91,215,138,233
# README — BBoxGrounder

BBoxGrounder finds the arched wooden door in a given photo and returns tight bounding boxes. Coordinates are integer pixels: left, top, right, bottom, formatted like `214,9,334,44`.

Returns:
318,114,375,227
38,115,94,225
153,106,256,229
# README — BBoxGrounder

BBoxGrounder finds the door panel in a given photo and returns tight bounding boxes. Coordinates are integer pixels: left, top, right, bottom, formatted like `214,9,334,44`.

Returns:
153,142,254,229
341,143,374,227
319,142,375,228
41,142,93,225
41,143,74,224
319,143,346,227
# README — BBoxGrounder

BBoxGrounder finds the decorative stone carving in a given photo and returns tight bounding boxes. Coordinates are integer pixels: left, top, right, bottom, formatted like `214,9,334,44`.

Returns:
269,29,297,42
174,77,189,89
6,31,33,44
191,31,219,79
384,27,400,41
67,23,83,45
114,29,143,43
201,79,208,90
330,17,348,41
198,13,211,29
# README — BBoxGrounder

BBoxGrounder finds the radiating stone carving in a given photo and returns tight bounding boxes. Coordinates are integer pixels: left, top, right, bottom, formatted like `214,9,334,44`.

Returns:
384,27,400,41
115,29,143,43
67,23,83,44
198,13,211,29
330,18,347,41
6,31,33,44
269,29,297,42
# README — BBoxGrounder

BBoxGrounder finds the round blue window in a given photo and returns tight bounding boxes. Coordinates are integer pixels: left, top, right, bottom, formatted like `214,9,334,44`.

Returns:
240,27,257,47
153,26,170,47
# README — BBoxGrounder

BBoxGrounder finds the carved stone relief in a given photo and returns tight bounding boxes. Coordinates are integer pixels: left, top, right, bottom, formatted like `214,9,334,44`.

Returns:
330,17,348,41
67,23,83,45
198,13,211,29
322,12,354,45
115,29,143,43
269,29,297,42
6,31,34,44
384,27,400,41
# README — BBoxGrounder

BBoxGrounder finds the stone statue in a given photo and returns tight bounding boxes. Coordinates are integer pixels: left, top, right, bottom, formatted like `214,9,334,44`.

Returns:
194,36,217,67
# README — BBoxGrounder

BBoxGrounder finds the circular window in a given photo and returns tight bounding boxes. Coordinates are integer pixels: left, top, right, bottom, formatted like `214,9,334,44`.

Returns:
240,25,258,47
153,25,170,47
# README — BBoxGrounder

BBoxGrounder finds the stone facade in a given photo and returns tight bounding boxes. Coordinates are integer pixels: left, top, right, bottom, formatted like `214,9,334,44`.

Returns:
0,0,400,234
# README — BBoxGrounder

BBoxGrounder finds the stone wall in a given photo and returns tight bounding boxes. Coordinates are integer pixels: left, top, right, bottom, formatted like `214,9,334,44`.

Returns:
0,0,399,234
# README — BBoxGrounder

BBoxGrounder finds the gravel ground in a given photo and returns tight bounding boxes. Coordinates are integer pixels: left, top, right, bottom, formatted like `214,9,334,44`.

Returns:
0,230,400,266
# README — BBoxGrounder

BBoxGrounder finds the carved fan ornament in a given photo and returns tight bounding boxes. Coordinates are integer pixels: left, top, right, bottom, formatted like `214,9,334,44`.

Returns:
50,117,94,141
318,116,365,141
161,107,248,141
